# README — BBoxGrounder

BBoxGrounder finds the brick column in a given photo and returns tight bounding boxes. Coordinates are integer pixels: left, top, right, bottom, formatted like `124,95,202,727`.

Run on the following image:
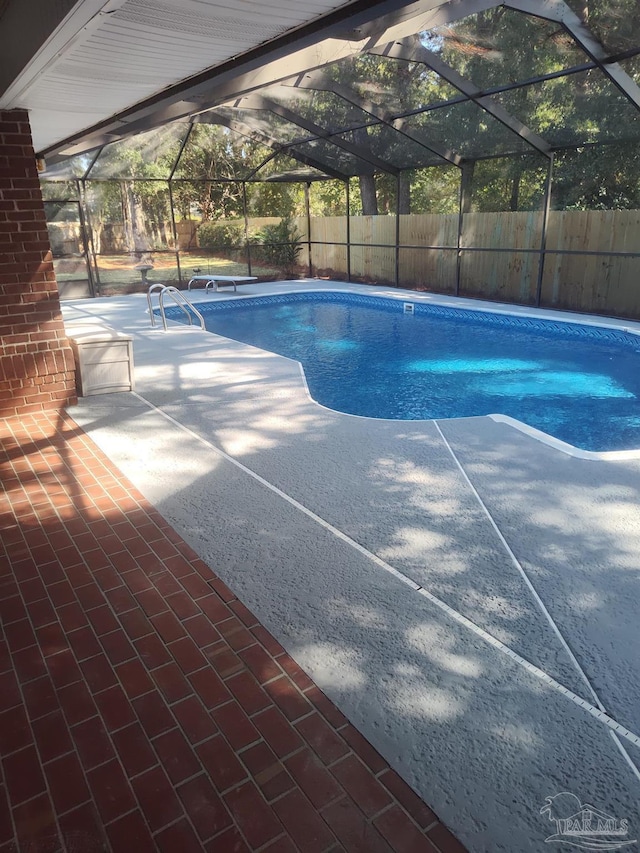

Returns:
0,109,76,417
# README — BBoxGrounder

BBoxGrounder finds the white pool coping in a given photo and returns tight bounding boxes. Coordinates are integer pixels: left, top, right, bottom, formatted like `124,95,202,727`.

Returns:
152,279,640,461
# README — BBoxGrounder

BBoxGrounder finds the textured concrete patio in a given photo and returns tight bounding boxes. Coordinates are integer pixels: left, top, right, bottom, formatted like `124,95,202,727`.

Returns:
59,282,640,852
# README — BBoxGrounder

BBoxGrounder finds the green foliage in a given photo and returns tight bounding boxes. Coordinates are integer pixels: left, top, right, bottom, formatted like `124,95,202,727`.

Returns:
197,220,245,249
251,219,303,270
196,217,303,271
552,143,640,210
171,124,264,221
308,180,347,216
469,157,547,213
408,167,460,214
245,181,305,218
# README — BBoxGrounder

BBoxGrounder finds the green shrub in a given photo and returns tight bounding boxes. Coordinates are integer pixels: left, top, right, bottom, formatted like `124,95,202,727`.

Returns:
197,220,244,249
251,219,303,270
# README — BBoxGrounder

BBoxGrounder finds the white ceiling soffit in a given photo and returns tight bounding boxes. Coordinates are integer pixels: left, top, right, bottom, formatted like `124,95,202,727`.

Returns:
2,0,364,152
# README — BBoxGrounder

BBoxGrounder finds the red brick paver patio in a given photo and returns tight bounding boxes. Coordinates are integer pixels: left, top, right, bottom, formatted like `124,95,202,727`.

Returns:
0,411,466,853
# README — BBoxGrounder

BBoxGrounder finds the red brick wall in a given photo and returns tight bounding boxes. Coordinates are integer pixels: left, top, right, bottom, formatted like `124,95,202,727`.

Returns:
0,109,76,416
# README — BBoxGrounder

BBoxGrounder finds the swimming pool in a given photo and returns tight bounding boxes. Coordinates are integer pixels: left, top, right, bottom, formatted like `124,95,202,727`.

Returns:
162,292,640,452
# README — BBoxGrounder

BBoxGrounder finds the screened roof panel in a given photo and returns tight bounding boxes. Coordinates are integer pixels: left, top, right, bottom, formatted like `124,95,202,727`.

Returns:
88,122,190,179
263,169,328,182
40,180,80,200
326,54,461,117
495,69,640,148
41,151,97,181
251,151,328,181
425,9,587,93
336,124,448,169
206,105,311,146
41,152,96,180
289,138,377,176
257,84,379,134
173,122,270,179
403,100,532,159
564,0,640,55
251,151,309,176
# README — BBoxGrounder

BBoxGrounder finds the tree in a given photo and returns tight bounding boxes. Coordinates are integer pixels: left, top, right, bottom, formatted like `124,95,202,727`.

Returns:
552,143,640,210
170,123,266,222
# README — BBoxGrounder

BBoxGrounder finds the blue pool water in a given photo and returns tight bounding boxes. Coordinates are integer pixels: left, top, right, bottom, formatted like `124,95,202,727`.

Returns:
163,292,640,452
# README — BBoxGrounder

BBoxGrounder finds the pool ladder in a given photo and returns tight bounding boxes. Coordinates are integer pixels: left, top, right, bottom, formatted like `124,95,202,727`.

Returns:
147,284,205,332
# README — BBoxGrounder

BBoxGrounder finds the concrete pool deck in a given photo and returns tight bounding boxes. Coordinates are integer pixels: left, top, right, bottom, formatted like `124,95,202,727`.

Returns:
63,281,640,852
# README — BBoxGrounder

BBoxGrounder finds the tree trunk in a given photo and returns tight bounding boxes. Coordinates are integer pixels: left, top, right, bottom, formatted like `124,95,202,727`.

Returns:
359,174,378,215
92,217,102,255
509,165,522,211
460,161,475,214
398,172,411,215
121,181,151,261
200,181,215,221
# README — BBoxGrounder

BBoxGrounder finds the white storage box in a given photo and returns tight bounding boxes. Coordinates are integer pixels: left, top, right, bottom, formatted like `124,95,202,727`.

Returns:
66,325,134,396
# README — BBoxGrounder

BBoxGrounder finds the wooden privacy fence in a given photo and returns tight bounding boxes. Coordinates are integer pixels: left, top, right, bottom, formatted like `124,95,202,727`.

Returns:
299,210,640,319
542,210,640,318
103,210,640,317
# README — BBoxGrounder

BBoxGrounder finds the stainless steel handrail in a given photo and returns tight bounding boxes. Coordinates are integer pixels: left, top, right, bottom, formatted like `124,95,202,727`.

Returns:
147,283,165,328
147,284,205,331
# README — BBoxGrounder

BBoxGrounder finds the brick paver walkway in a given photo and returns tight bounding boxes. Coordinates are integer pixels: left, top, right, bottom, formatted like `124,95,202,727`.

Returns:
0,411,465,853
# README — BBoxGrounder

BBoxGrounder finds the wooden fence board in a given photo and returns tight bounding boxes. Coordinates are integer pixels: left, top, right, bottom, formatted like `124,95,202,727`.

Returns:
349,245,396,283
349,215,396,246
398,247,457,292
307,215,346,244
541,210,640,316
460,211,543,250
399,214,458,248
460,251,539,304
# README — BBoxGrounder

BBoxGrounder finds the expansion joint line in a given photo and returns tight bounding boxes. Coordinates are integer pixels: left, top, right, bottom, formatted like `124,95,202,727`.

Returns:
433,421,640,781
130,392,640,759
